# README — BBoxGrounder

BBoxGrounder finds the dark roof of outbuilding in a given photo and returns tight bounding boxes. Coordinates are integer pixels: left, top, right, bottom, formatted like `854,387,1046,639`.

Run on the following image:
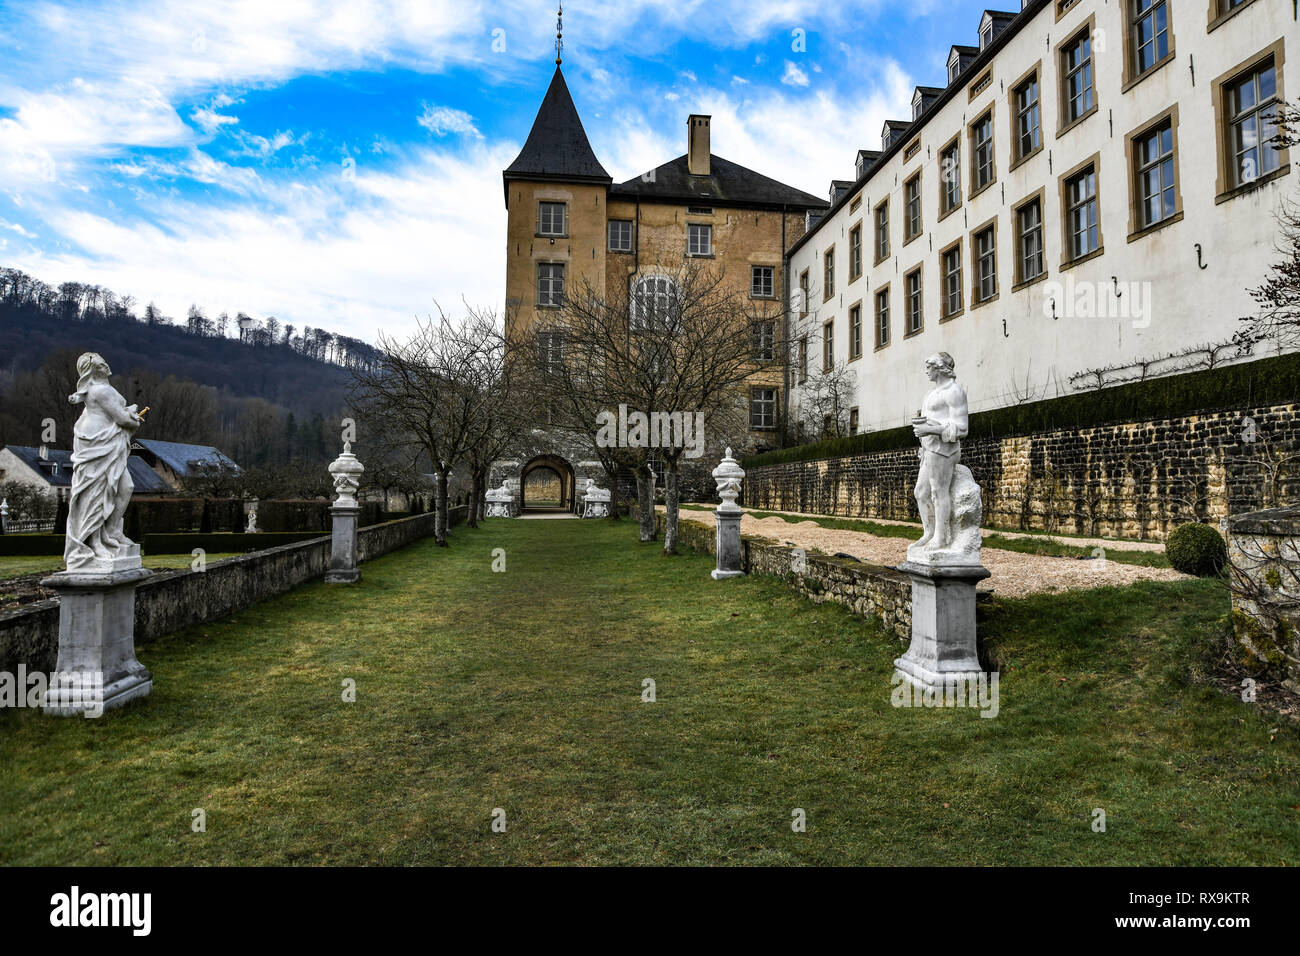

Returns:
610,153,827,211
4,445,73,487
2,445,174,493
503,66,611,200
128,458,175,493
131,439,239,477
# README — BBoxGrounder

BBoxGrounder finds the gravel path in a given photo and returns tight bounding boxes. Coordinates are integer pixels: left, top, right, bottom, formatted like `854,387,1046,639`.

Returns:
666,508,1187,598
718,505,1168,553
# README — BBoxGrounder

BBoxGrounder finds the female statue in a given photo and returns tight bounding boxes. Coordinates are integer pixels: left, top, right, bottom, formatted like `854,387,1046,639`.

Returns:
64,353,144,570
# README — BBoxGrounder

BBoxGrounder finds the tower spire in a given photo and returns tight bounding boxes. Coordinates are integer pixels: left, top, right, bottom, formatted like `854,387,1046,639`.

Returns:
555,4,564,67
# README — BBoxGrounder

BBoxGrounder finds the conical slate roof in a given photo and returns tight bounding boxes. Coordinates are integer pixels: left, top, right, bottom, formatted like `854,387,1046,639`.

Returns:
503,67,611,200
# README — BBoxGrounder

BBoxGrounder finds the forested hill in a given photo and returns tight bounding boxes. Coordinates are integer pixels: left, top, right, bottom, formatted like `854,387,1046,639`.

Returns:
0,302,354,420
0,266,381,466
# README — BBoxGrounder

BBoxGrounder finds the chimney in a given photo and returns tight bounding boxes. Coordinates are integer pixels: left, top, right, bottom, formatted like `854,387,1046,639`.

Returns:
687,114,711,177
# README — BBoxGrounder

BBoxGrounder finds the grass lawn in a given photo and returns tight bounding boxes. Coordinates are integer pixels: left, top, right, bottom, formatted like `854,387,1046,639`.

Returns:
0,518,1295,865
679,502,1171,568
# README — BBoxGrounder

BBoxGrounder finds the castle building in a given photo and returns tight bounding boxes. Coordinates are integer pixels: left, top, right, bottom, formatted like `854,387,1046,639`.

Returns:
788,0,1293,439
497,55,827,509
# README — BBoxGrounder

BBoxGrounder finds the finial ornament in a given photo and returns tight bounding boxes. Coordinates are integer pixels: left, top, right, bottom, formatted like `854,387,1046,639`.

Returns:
556,4,564,66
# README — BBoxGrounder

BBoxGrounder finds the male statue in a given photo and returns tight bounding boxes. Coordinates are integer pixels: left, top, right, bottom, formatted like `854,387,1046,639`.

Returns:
64,352,144,570
910,351,969,557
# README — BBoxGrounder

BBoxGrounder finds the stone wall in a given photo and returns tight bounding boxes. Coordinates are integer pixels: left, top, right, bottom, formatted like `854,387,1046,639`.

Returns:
658,511,911,641
1228,505,1300,694
0,507,465,675
747,402,1300,541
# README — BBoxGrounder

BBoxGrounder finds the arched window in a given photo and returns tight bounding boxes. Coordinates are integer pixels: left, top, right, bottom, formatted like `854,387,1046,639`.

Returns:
631,275,677,330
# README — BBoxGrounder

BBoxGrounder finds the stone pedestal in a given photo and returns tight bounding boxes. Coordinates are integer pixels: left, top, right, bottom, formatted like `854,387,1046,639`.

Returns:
41,551,152,717
326,505,360,584
712,509,744,580
893,561,990,690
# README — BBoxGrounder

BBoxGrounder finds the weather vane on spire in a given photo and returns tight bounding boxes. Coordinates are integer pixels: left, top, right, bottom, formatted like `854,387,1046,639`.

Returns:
555,4,564,66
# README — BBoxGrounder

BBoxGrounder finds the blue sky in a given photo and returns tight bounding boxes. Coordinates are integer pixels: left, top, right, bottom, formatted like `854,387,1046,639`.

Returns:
0,0,999,342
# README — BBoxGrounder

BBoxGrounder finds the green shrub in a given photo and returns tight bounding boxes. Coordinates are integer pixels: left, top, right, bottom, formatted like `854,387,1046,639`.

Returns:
1165,523,1227,577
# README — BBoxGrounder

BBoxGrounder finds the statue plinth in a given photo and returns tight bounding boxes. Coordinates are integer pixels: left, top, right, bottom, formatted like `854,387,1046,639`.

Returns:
326,504,361,584
894,559,990,692
710,448,746,580
40,556,152,716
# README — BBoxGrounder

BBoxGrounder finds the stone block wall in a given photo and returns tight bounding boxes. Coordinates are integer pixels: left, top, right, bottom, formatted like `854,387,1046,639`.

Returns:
0,507,465,676
1228,505,1300,694
658,511,911,641
747,402,1300,541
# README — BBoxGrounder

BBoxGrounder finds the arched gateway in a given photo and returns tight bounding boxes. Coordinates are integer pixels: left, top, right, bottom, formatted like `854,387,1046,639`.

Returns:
520,454,576,512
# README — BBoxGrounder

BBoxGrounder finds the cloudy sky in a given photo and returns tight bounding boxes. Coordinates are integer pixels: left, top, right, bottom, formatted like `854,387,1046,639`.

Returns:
0,0,998,343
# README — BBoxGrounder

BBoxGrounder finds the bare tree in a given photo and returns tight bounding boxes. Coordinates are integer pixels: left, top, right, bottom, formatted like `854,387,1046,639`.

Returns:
526,262,775,554
793,359,858,442
351,307,501,546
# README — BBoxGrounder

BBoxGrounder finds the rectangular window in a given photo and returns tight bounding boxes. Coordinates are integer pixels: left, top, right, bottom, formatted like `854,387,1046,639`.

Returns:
1066,166,1100,260
941,140,961,212
1063,31,1094,124
537,262,565,307
1015,74,1041,159
536,331,564,373
798,336,808,384
750,388,777,431
687,223,712,256
751,320,776,361
849,224,863,280
849,407,859,434
849,304,862,359
799,270,810,316
875,288,890,348
975,226,997,303
875,201,890,262
1227,60,1280,188
906,269,923,335
905,174,922,241
1136,120,1177,227
607,219,633,252
822,320,834,371
942,245,963,317
1132,0,1170,76
824,248,835,298
972,112,995,192
751,265,775,298
537,201,567,236
1017,199,1044,282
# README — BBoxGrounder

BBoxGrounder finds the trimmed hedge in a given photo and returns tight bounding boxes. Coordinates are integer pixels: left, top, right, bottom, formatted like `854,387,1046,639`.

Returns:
0,531,325,557
1165,523,1227,577
745,350,1300,469
143,532,324,554
0,534,64,556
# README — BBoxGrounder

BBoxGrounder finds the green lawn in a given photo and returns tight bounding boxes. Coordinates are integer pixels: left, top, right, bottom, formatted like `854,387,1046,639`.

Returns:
0,518,1294,865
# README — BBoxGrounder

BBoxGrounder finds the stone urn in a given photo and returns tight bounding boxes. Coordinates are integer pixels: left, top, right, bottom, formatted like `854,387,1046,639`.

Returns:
329,442,365,508
712,447,746,515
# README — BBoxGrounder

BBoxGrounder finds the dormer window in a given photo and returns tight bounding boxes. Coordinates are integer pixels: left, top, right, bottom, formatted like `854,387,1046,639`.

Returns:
912,98,923,121
980,21,993,49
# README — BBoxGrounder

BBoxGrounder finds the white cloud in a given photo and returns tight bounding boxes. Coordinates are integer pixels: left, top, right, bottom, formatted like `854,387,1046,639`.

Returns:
781,61,810,87
416,104,482,138
0,218,36,238
9,142,515,342
190,106,239,135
